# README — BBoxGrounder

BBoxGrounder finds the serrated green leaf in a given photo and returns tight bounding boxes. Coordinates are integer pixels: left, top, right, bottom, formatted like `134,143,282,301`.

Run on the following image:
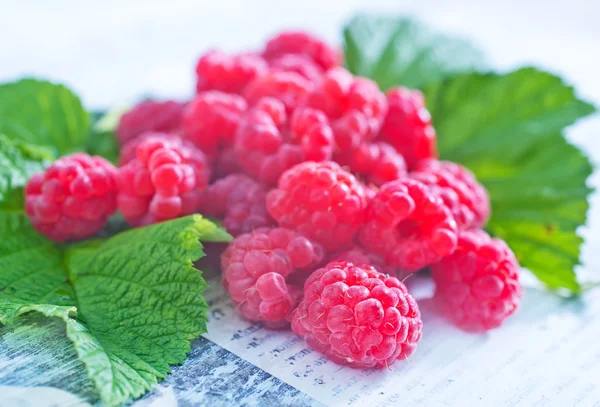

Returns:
423,68,596,293
343,15,486,90
0,79,90,156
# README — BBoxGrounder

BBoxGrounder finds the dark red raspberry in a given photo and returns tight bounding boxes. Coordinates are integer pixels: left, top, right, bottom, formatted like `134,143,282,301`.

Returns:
234,98,334,185
338,142,407,186
380,87,437,170
116,100,185,145
267,161,366,251
431,230,521,332
202,174,274,236
412,159,490,230
243,71,313,115
181,91,247,155
221,227,325,328
268,54,324,82
116,134,210,226
328,245,396,275
25,153,117,241
291,261,422,369
195,50,268,94
263,31,342,72
303,68,387,152
359,179,458,272
213,147,242,179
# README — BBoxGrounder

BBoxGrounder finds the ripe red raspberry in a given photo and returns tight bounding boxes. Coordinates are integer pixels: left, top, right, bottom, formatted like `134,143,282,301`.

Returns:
338,142,407,186
221,227,325,328
291,261,422,369
181,91,247,155
116,100,185,145
380,87,437,170
268,54,324,82
431,230,521,332
303,68,387,152
359,179,458,272
202,174,274,236
412,159,490,230
244,71,313,115
195,50,268,94
118,132,190,166
266,161,366,251
328,245,396,275
263,31,342,72
116,134,210,226
234,98,334,185
25,153,117,241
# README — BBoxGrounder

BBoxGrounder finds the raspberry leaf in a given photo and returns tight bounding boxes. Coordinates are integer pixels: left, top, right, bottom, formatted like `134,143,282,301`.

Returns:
343,15,486,90
0,79,91,156
423,68,596,294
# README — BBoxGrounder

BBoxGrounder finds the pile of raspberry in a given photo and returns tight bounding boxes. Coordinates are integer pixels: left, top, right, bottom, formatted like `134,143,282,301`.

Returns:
24,30,521,370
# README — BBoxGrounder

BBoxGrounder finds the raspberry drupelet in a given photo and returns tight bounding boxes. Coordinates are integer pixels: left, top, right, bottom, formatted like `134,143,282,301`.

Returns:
234,97,334,185
243,71,313,115
202,173,274,236
116,134,210,226
359,178,458,272
339,141,407,186
25,153,117,241
195,50,269,94
291,261,422,369
412,159,490,230
303,68,388,153
431,230,521,332
266,161,367,252
380,87,437,170
221,227,325,328
116,100,186,145
119,132,191,166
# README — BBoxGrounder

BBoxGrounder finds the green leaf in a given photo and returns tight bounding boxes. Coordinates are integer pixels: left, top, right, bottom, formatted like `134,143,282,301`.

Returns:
343,15,486,90
0,215,232,406
423,68,596,294
0,78,90,156
86,106,129,164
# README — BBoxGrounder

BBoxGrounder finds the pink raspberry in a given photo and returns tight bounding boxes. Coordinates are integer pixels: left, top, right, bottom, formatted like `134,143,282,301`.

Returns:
380,87,437,170
243,71,313,115
328,245,396,275
25,153,117,241
195,50,269,94
412,159,490,230
338,142,407,186
116,134,210,226
359,179,458,272
431,230,521,332
268,54,324,82
202,174,274,236
267,161,366,252
116,100,185,145
303,68,387,152
181,91,248,155
234,98,334,185
263,31,343,72
118,132,190,166
221,227,325,328
291,261,422,369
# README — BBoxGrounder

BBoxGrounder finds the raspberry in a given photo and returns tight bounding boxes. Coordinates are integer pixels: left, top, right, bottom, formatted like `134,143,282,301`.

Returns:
116,100,185,145
431,230,521,332
291,261,422,369
303,68,387,152
234,98,334,185
338,142,407,186
116,134,210,226
380,87,437,170
328,245,396,275
181,91,247,155
266,161,366,251
118,132,190,166
412,159,490,230
25,153,117,241
263,31,342,72
195,50,268,94
359,179,458,272
243,71,313,115
202,174,274,236
268,54,324,82
221,227,325,328
213,147,241,179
